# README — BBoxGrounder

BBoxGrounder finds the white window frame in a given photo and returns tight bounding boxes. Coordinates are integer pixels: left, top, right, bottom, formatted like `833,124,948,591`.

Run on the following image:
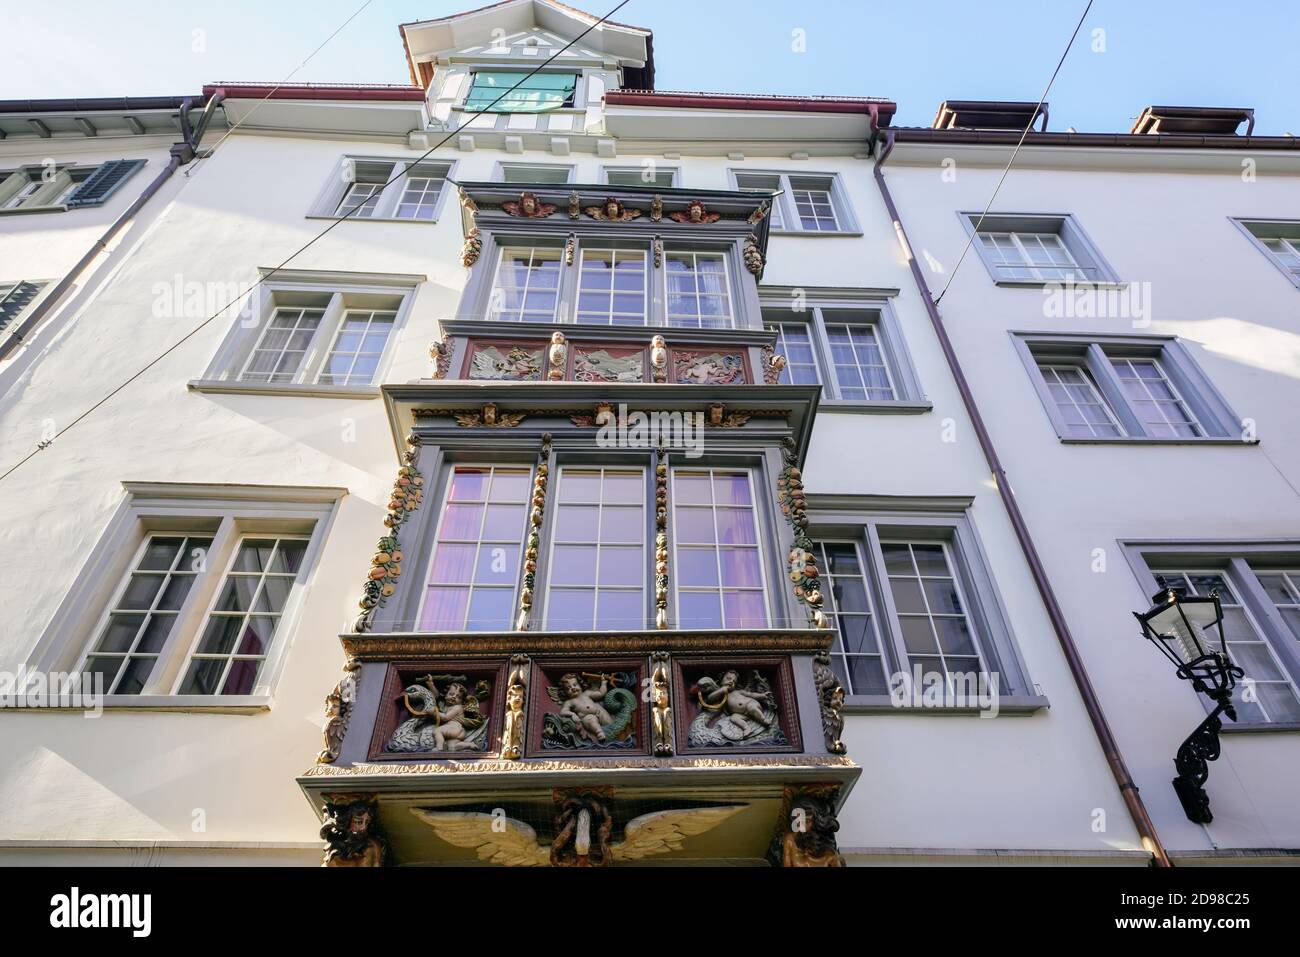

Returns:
496,161,576,185
663,249,734,329
26,483,344,709
194,270,421,397
308,156,456,223
726,168,859,234
601,164,680,189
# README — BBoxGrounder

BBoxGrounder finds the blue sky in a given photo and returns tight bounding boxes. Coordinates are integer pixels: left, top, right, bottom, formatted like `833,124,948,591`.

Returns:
4,0,1298,134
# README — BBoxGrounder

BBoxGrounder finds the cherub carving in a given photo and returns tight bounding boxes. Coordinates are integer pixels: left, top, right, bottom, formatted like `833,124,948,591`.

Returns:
688,669,787,747
670,199,721,225
385,675,490,753
502,190,556,218
584,196,642,222
542,672,637,749
411,803,744,867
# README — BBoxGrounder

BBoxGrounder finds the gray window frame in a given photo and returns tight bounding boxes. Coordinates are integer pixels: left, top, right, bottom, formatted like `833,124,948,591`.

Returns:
601,164,681,189
1232,218,1300,290
460,225,763,330
495,161,576,185
807,495,1044,713
726,168,860,235
962,212,1121,287
307,155,458,223
760,294,929,413
1121,540,1300,731
1012,332,1248,443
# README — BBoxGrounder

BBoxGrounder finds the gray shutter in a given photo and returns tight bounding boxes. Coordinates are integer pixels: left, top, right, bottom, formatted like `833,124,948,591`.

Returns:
0,281,45,331
64,159,147,208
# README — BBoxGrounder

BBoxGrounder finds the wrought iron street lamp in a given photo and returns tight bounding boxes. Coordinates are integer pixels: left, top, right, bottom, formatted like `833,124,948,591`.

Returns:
1134,583,1245,824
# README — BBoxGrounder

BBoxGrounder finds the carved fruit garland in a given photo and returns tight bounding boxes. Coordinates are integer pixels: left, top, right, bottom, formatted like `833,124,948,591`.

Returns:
430,332,454,379
355,435,424,633
655,447,669,629
516,434,553,631
777,436,829,629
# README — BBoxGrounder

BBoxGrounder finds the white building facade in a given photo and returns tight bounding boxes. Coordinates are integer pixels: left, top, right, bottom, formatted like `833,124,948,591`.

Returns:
0,0,1294,867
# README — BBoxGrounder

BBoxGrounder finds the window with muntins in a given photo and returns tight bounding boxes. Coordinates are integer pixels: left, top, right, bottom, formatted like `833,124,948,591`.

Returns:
883,540,987,689
313,158,453,221
818,541,890,695
967,213,1116,284
729,170,854,233
1235,220,1300,288
671,469,767,629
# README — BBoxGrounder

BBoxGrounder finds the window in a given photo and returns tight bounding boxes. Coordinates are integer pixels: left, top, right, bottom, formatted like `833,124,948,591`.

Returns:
576,248,648,325
1129,548,1300,726
464,71,577,113
1235,220,1300,288
966,213,1118,284
604,166,677,189
178,537,308,695
36,483,340,703
0,280,47,334
807,503,1035,703
199,276,413,392
419,466,531,631
728,170,856,233
311,157,454,222
81,534,214,695
0,159,144,214
671,469,767,628
665,251,732,328
500,163,573,185
490,246,564,322
761,300,926,407
545,468,646,630
1016,335,1241,441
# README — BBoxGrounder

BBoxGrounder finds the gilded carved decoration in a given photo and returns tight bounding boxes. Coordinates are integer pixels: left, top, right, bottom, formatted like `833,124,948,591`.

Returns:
430,332,454,379
777,785,845,867
340,629,833,660
584,196,642,222
649,334,668,382
651,651,674,756
547,331,567,380
747,200,771,226
316,656,360,764
564,231,576,266
515,434,552,631
743,232,764,276
673,350,747,385
813,652,848,755
385,674,492,754
650,193,663,222
761,343,787,384
573,346,643,383
452,403,527,427
652,235,663,268
777,436,830,629
355,434,424,633
540,669,639,750
501,654,529,760
461,227,483,268
468,344,543,381
502,190,556,218
568,190,580,219
303,753,856,776
654,447,669,629
410,795,743,867
688,668,788,748
670,199,721,225
321,794,388,867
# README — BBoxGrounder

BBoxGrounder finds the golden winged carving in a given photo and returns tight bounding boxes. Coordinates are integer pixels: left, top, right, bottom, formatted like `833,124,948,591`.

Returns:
584,196,642,222
411,804,744,866
502,191,556,219
669,200,721,225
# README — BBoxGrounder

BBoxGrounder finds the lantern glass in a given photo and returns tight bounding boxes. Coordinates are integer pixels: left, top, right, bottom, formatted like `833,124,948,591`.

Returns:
1138,591,1225,666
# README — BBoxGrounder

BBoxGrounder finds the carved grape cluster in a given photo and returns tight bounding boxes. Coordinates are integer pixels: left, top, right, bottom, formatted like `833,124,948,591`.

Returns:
356,439,424,632
776,438,827,627
654,451,669,629
517,435,553,630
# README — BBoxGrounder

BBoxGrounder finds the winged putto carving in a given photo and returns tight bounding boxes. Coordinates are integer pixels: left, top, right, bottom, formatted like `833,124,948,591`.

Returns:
411,803,744,867
669,200,722,225
502,191,556,218
584,196,642,222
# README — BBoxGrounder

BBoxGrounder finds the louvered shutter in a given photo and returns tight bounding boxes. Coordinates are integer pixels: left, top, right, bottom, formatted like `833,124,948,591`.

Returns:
0,281,45,331
64,159,146,208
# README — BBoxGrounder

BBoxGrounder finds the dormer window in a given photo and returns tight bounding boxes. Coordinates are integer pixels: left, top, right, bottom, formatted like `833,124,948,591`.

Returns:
464,71,578,113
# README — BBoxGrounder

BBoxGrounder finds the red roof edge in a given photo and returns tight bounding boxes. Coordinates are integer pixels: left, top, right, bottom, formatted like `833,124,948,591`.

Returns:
203,83,426,103
605,90,896,123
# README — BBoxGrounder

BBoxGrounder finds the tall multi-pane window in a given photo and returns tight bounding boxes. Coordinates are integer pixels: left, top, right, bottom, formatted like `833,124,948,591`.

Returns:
1038,364,1125,438
818,541,889,694
1110,358,1203,438
767,323,820,384
240,307,324,383
1256,570,1300,640
318,310,396,386
179,537,307,695
882,540,985,688
665,251,732,329
545,468,646,630
1156,571,1300,724
977,231,1084,282
395,174,445,220
671,469,766,628
824,321,895,401
420,466,531,631
80,535,213,695
576,249,648,325
490,246,563,322
790,176,839,231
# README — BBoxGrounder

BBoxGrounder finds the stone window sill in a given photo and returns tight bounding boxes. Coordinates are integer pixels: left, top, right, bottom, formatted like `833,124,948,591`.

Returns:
842,694,1049,716
188,379,381,400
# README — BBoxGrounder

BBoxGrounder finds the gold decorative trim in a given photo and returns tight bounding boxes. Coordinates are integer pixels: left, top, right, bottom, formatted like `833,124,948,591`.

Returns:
654,447,668,629
340,630,834,660
777,436,830,629
355,434,424,633
430,333,454,379
515,435,551,630
302,754,857,777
